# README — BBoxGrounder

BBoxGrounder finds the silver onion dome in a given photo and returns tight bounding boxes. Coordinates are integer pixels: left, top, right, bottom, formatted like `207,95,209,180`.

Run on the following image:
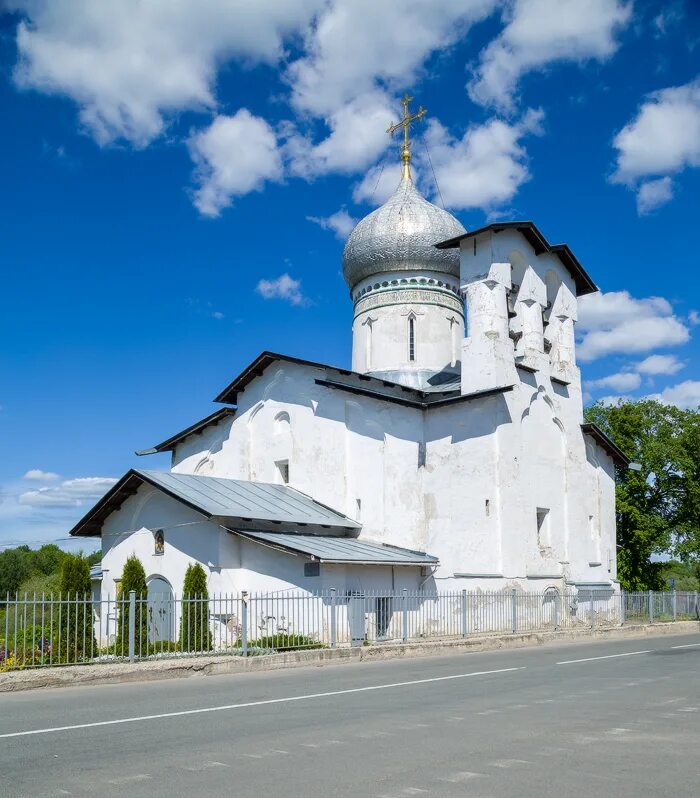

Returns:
342,173,466,290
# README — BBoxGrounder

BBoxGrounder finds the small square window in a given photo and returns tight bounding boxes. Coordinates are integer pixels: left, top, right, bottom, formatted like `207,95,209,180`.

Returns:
304,562,320,577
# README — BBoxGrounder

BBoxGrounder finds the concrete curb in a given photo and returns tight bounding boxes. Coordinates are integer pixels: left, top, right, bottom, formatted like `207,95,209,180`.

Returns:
1,620,698,693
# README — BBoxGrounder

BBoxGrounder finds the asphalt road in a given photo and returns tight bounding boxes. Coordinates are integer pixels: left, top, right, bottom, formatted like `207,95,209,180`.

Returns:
1,632,699,798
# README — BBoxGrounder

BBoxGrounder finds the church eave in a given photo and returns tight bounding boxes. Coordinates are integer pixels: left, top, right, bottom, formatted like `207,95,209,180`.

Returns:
435,221,598,297
581,422,630,467
213,351,429,405
314,377,513,408
135,407,237,455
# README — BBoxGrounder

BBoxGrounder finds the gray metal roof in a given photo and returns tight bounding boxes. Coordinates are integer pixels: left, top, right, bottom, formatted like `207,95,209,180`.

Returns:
69,469,360,536
235,531,438,565
138,470,360,529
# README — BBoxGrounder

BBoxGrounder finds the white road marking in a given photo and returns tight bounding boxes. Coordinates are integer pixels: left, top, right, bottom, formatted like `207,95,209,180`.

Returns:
490,759,531,768
672,643,700,649
556,650,652,665
106,774,151,785
440,772,486,782
182,761,229,771
0,666,524,740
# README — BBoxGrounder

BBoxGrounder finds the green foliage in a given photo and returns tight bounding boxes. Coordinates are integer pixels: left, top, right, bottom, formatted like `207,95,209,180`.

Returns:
250,634,325,652
33,544,66,577
660,560,700,591
59,553,91,596
585,399,700,589
115,555,148,655
18,572,62,597
0,543,76,599
179,563,212,652
0,548,32,597
56,554,96,661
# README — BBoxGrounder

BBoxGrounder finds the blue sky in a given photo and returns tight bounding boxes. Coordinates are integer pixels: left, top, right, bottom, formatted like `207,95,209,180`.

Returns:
1,0,699,550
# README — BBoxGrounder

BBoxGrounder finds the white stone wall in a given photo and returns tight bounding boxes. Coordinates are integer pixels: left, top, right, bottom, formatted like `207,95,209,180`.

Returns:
350,269,464,384
167,358,616,593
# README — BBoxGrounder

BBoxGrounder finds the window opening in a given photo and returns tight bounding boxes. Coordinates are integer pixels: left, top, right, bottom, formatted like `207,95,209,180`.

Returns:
276,460,289,484
536,507,551,550
408,316,416,361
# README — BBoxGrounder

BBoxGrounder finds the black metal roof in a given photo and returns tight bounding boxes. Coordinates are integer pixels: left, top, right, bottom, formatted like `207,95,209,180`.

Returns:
435,221,597,297
213,351,511,410
581,422,630,466
136,407,236,455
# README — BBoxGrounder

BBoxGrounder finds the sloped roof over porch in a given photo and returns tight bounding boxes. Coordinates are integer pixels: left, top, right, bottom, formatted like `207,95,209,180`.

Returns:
69,469,361,537
233,531,438,566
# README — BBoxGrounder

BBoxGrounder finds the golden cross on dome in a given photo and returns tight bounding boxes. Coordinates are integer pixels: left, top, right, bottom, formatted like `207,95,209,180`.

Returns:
387,94,426,180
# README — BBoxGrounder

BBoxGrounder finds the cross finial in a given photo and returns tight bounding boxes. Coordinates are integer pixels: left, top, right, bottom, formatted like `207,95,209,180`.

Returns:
387,94,426,181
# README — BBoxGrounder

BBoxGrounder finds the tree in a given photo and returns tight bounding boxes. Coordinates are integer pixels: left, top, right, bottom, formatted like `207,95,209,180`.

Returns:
0,548,32,598
585,399,700,589
179,563,212,652
33,544,66,577
57,554,95,661
115,555,148,656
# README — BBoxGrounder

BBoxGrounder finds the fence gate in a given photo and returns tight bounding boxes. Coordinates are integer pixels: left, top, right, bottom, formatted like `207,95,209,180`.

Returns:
147,577,174,643
348,592,366,647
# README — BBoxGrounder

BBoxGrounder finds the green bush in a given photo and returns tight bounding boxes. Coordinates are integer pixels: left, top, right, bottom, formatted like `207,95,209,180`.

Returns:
179,563,212,652
56,554,96,662
240,633,325,652
115,556,148,655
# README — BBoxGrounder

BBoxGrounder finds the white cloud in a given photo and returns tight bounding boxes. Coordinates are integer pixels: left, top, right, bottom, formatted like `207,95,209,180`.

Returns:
577,290,690,361
420,109,543,210
352,162,406,206
255,274,309,306
648,381,700,410
635,354,684,376
286,91,395,177
307,208,357,239
611,78,700,210
350,110,542,211
635,176,674,214
284,0,499,178
19,477,117,509
468,0,631,111
587,371,641,392
23,469,60,482
10,0,323,146
188,110,283,217
689,310,700,326
288,0,498,116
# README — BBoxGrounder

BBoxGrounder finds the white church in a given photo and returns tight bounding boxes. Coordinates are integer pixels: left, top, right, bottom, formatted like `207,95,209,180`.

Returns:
72,99,627,607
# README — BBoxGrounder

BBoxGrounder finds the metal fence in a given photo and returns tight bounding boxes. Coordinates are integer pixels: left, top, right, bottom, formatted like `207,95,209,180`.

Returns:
1,589,698,670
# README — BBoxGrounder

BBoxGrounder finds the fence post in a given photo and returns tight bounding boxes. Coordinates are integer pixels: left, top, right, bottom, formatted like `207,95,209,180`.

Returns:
620,590,625,626
554,592,561,631
511,589,517,634
648,590,654,624
402,588,408,643
672,589,677,621
330,588,337,649
461,589,468,637
128,590,136,663
241,591,248,657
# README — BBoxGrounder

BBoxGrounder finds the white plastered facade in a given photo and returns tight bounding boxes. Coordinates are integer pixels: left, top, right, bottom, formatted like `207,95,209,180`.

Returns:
94,211,618,601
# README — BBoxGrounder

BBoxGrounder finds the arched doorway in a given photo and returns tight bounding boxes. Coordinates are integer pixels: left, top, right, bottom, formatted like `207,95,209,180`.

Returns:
147,576,174,644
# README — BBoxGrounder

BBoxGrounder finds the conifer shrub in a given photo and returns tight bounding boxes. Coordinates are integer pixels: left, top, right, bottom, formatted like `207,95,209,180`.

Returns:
115,555,148,656
179,563,212,652
57,554,96,662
